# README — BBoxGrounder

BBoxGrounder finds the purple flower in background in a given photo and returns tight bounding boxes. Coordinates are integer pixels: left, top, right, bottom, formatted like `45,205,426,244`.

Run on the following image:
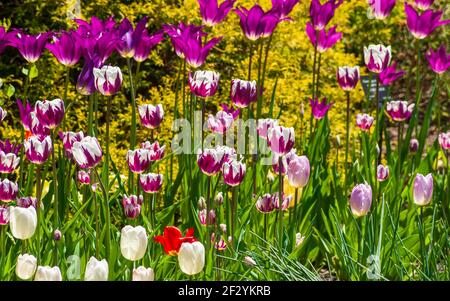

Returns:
59,131,84,159
184,35,223,68
17,99,50,137
267,126,295,156
46,31,81,67
271,0,300,19
309,0,343,30
310,97,333,120
0,26,13,54
76,60,96,96
379,62,405,85
24,135,52,165
230,79,258,108
17,197,37,209
133,31,164,63
122,194,143,219
257,119,278,140
208,110,235,134
336,66,360,91
77,170,91,185
93,65,123,96
377,164,389,182
197,147,227,176
414,0,434,10
404,3,450,39
364,44,391,73
287,155,310,188
189,71,220,98
198,0,236,27
0,179,18,202
139,173,163,193
141,140,166,161
71,136,102,169
0,139,21,174
75,16,116,37
256,194,276,213
220,103,240,120
305,22,342,53
138,104,164,129
386,100,414,122
116,17,148,58
164,22,206,59
8,30,52,63
438,132,450,150
272,149,297,175
356,113,374,131
368,0,396,20
409,138,419,153
234,4,281,41
35,98,65,129
349,183,372,217
0,205,9,225
126,148,150,174
425,45,450,74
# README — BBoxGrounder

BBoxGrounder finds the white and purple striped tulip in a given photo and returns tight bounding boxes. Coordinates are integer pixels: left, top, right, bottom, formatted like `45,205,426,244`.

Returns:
141,140,166,161
35,98,65,129
377,164,390,182
272,149,297,175
356,113,374,131
24,135,52,165
139,173,163,193
386,101,414,122
72,136,102,169
0,179,18,202
0,205,9,225
29,112,50,138
93,65,123,96
16,197,37,209
0,107,7,122
274,193,292,211
189,70,220,98
222,159,246,187
257,119,278,140
255,194,276,213
127,148,150,174
336,66,360,91
77,170,91,185
197,147,226,176
207,110,234,134
364,44,391,73
122,195,143,219
438,132,450,150
0,140,21,174
138,104,164,129
267,126,295,156
230,79,258,108
59,131,84,158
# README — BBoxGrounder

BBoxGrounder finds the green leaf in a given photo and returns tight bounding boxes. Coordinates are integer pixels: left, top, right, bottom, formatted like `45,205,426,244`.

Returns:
5,84,15,98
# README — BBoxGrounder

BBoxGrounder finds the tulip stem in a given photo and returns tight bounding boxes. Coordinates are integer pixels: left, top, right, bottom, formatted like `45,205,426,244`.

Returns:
247,43,253,81
93,168,111,262
105,96,111,184
51,130,59,265
206,175,212,256
87,94,94,136
35,165,42,262
62,66,71,131
127,58,137,194
278,157,283,248
374,78,381,165
315,53,322,98
345,91,351,196
231,186,237,247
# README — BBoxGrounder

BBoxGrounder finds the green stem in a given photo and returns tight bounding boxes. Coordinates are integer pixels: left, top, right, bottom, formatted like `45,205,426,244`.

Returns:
51,130,59,265
87,94,94,136
93,168,111,261
345,91,351,195
62,67,71,131
35,165,42,262
278,157,283,248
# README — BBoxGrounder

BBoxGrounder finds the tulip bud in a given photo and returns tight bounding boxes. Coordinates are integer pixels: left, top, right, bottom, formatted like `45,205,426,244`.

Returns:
300,103,305,116
198,196,206,209
0,205,9,225
77,170,90,185
267,170,275,182
215,238,227,251
243,256,256,267
24,136,52,165
197,147,226,176
138,104,164,129
295,233,305,247
122,195,143,219
84,256,108,281
0,179,18,202
230,79,257,108
34,266,62,281
335,135,341,147
219,223,227,233
35,99,65,129
356,114,374,131
120,225,148,261
409,138,419,153
256,194,276,213
54,229,62,241
93,65,123,96
0,107,7,122
139,173,163,193
16,197,37,209
287,155,310,188
215,192,224,206
133,266,154,281
413,173,433,206
10,206,37,240
189,70,220,98
127,148,150,174
337,66,360,91
222,159,246,186
178,241,205,275
438,132,450,150
349,183,372,217
16,253,37,280
377,164,389,182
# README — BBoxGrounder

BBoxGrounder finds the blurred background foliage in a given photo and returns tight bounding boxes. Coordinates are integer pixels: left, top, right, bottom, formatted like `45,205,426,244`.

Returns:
0,0,448,173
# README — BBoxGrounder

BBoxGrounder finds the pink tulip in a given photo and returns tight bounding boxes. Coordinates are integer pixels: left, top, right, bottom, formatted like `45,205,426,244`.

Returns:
287,155,310,188
413,173,433,206
349,183,372,217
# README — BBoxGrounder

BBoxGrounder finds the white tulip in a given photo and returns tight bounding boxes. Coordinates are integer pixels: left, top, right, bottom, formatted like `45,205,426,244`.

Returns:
16,253,37,280
10,206,37,240
132,266,154,281
84,256,108,281
178,241,205,275
120,225,148,261
34,266,62,281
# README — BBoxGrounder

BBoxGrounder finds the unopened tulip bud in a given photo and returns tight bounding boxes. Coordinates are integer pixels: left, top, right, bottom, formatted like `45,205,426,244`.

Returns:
349,183,372,217
220,223,227,233
377,164,389,182
215,192,224,206
410,138,419,153
267,170,275,182
53,229,61,241
243,256,256,267
198,197,206,209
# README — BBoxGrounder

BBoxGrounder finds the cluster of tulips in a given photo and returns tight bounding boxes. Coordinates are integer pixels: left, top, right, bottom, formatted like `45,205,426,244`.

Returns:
0,0,449,281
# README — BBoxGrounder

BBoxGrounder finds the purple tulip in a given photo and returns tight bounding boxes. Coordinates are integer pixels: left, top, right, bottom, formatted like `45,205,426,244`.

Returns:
267,126,295,156
0,205,9,225
306,22,342,53
234,4,281,41
141,140,166,161
0,26,13,54
257,119,279,140
410,138,419,153
379,62,405,85
349,183,372,217
0,107,6,122
413,173,433,206
127,148,151,174
230,79,258,108
93,65,123,96
76,60,96,96
438,132,450,150
368,0,396,20
425,45,450,74
46,31,81,67
222,159,246,186
356,113,374,131
287,155,310,188
189,71,220,98
199,209,216,225
208,110,234,134
35,98,65,129
220,103,240,120
133,30,165,62
272,149,297,175
364,44,392,73
77,170,91,185
386,100,414,122
24,135,52,165
17,197,37,209
185,35,223,68
59,131,84,159
8,30,52,63
404,3,450,39
271,0,300,19
0,179,18,202
377,164,389,182
164,22,206,59
256,194,276,213
0,139,21,174
71,136,102,169
415,0,434,10
273,193,292,211
310,97,333,120
336,66,360,91
198,0,236,27
16,99,33,132
138,104,164,129
122,194,143,219
116,17,147,58
197,147,227,176
309,0,343,30
139,173,163,193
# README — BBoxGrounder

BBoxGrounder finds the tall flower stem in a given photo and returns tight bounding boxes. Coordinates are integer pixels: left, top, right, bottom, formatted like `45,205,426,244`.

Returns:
374,77,381,164
51,130,59,265
105,96,111,187
278,157,283,248
201,97,205,149
231,186,237,247
19,63,33,189
315,53,322,98
247,43,254,81
414,40,422,135
127,58,137,194
345,91,351,195
93,168,111,261
62,67,71,131
87,94,95,136
310,35,318,139
35,165,42,262
205,175,212,258
91,173,100,259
